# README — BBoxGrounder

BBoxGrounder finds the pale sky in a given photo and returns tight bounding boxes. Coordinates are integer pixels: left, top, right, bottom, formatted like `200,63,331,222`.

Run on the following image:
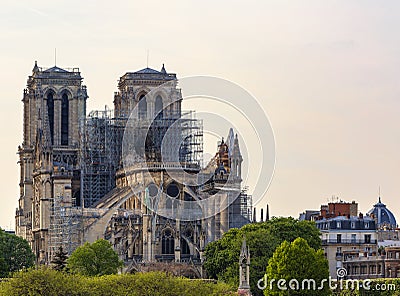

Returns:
1,0,400,229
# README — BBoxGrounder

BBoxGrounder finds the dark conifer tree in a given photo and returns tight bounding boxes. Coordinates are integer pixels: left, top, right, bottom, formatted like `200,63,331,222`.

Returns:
51,246,68,271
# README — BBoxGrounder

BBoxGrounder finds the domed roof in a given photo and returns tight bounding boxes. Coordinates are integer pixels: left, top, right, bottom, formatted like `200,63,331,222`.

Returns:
367,197,397,229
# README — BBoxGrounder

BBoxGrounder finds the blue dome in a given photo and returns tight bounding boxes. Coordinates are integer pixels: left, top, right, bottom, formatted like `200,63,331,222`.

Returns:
367,197,397,229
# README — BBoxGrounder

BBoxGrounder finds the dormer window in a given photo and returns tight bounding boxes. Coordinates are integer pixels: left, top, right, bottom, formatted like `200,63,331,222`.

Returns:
364,222,370,229
336,221,341,229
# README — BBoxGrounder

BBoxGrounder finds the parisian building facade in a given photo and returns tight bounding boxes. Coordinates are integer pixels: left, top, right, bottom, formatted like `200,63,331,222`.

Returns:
301,198,399,280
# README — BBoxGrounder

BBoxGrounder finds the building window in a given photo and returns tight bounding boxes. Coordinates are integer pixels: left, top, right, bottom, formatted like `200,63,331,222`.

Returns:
47,92,54,145
61,93,69,145
161,229,174,255
336,221,341,229
147,183,158,197
155,95,163,119
354,266,359,275
181,238,190,255
336,247,342,257
146,183,159,209
364,234,371,244
351,234,356,243
166,183,180,198
138,94,147,119
364,222,370,229
337,234,342,243
351,222,355,229
361,266,367,275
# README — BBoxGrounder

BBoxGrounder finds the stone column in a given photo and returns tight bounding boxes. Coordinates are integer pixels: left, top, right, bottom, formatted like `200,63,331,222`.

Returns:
142,214,150,262
175,219,181,262
127,229,133,259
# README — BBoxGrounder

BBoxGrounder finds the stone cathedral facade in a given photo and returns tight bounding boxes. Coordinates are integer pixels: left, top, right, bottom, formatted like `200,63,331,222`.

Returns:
15,62,252,271
16,63,86,263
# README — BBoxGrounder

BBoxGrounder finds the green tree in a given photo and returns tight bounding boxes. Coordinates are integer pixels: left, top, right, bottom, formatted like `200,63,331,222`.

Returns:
264,237,330,296
67,239,123,276
0,256,7,277
204,217,321,296
51,246,68,271
0,228,35,277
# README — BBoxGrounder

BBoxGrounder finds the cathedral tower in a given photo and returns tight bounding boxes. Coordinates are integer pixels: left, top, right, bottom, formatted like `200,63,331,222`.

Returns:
16,62,87,263
113,64,180,121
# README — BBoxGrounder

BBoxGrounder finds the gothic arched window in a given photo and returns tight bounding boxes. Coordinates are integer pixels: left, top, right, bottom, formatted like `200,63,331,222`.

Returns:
181,238,190,255
161,229,174,254
155,95,163,120
47,92,54,144
138,94,147,119
61,93,69,145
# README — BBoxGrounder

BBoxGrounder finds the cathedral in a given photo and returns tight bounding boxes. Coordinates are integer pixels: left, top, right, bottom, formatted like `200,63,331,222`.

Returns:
15,62,252,272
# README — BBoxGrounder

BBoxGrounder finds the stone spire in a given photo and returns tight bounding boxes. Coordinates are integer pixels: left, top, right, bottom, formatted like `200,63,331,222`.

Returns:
238,237,252,295
230,133,243,180
161,63,167,74
33,60,39,73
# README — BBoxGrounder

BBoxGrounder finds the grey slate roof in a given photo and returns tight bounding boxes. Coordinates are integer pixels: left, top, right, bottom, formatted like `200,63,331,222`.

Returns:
44,66,69,73
134,67,162,74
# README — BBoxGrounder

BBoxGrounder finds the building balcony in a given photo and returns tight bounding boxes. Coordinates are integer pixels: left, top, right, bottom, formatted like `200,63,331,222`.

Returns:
322,239,377,245
343,255,383,262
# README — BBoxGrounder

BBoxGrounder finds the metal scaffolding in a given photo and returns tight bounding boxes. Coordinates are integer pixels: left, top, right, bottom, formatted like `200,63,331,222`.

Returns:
48,194,83,261
79,108,126,207
79,108,203,208
178,111,203,166
123,110,203,166
228,190,253,229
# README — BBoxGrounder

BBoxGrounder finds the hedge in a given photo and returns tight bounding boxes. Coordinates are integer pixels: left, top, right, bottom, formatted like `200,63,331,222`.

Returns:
0,268,236,296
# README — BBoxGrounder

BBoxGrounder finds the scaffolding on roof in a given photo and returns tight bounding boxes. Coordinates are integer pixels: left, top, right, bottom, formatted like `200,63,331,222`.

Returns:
79,107,203,208
79,108,126,207
179,111,203,166
124,110,203,166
